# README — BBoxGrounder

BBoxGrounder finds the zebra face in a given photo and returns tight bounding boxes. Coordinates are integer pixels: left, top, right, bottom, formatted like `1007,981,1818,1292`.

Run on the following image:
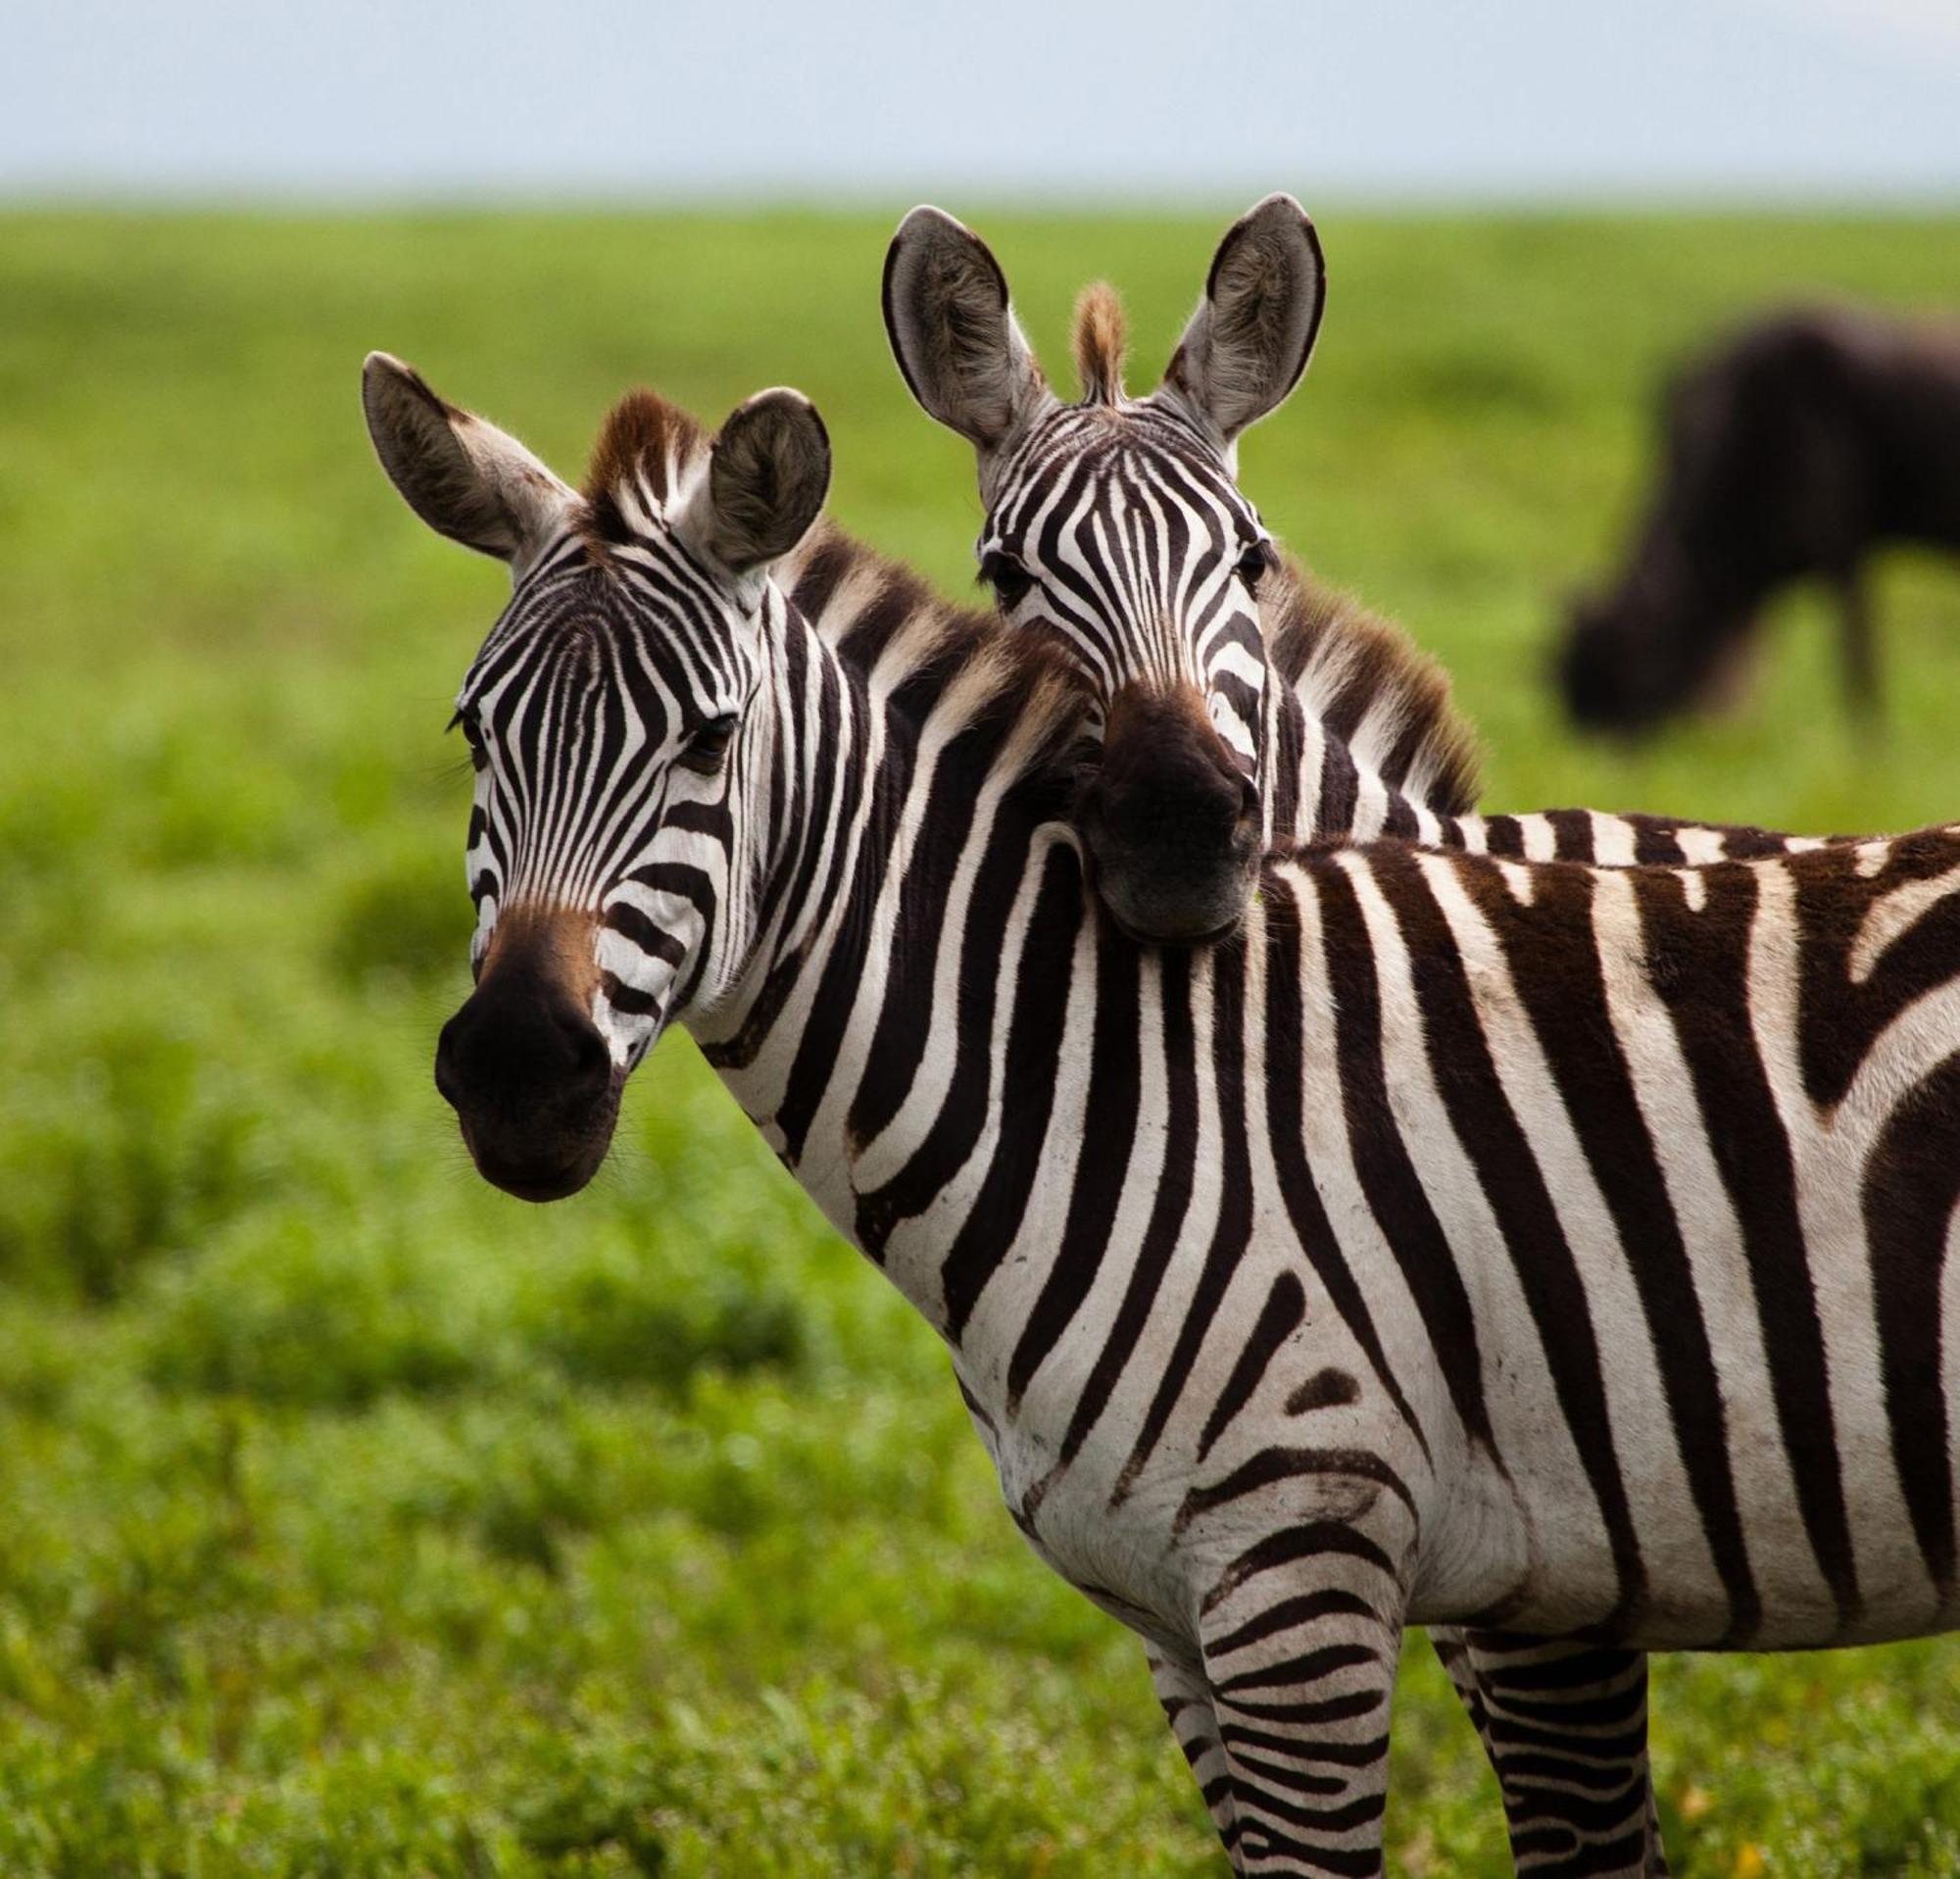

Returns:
979,403,1276,942
885,195,1324,944
363,355,829,1200
446,556,758,1100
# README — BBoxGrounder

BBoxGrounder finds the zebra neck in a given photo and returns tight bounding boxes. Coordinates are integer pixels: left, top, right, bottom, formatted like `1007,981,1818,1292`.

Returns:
1265,681,1456,850
692,578,1087,1334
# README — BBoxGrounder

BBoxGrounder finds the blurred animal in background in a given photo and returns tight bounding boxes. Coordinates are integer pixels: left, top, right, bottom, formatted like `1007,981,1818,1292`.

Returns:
1559,306,1960,734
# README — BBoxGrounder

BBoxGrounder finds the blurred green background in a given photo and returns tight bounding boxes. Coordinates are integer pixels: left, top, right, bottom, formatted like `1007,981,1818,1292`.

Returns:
3,210,1960,1876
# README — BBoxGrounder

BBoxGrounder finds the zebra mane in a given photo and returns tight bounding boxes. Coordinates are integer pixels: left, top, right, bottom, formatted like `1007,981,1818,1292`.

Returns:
1072,284,1127,406
581,389,710,542
570,387,1474,815
1265,550,1482,816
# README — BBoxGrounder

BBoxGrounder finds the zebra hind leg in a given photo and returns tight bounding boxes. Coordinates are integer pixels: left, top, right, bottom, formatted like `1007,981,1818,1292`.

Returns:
1429,1623,1490,1738
1462,1631,1668,1876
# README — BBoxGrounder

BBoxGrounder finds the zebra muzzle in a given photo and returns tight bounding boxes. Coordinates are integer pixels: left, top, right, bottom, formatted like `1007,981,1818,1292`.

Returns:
434,906,622,1201
1075,681,1261,947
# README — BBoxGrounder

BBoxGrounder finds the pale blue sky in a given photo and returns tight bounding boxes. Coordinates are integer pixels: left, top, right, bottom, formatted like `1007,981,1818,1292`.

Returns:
6,0,1958,201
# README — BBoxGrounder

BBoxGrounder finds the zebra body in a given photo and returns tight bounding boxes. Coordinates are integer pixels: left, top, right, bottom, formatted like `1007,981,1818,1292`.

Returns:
365,362,1960,1876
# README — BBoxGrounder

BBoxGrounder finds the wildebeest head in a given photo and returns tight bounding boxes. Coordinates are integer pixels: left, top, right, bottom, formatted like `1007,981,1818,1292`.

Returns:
1560,346,1776,734
1559,542,1749,734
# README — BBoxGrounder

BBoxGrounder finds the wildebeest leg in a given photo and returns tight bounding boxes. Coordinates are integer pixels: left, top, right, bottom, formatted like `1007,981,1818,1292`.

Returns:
1838,568,1880,721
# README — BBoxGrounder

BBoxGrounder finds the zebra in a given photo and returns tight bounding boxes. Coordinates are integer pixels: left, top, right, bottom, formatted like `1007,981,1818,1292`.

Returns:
885,193,1809,907
886,194,1835,1872
365,356,1960,1877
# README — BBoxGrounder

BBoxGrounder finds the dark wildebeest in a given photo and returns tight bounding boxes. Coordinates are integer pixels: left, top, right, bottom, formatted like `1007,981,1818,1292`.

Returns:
1560,307,1960,733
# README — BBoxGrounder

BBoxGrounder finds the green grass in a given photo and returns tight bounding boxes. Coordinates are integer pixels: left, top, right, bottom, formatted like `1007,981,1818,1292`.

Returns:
3,206,1960,1875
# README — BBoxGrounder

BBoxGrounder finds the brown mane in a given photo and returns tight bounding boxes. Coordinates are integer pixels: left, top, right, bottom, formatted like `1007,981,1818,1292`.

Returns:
581,388,709,541
573,388,1472,816
1265,550,1481,816
576,386,1076,731
1072,283,1128,407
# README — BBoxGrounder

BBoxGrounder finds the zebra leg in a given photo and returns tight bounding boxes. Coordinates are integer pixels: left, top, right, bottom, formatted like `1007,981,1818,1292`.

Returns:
1435,1625,1666,1874
1149,1647,1242,1856
1838,569,1880,722
1429,1623,1489,1735
1462,1632,1667,1876
1197,1589,1402,1876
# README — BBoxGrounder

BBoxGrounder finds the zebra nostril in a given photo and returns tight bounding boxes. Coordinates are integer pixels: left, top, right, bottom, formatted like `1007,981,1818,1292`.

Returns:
434,1016,465,1112
559,1010,612,1087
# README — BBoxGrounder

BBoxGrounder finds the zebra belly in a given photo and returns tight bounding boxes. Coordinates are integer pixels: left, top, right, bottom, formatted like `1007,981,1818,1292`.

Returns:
1419,1389,1960,1651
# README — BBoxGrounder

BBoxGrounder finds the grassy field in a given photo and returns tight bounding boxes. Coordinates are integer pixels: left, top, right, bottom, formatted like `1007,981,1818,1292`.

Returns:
3,207,1960,1876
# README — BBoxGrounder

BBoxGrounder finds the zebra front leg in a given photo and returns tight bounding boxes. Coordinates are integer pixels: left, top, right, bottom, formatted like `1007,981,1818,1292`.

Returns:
1463,1632,1667,1876
1196,1562,1404,1876
1837,568,1880,723
1435,1625,1666,1875
1149,1647,1242,1857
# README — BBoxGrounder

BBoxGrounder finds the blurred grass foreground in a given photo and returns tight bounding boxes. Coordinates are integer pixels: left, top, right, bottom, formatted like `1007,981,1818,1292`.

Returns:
3,210,1960,1875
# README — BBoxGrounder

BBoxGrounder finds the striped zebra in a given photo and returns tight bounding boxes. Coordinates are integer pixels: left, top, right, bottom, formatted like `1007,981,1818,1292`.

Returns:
886,194,1803,918
887,197,1837,1871
365,357,1960,1876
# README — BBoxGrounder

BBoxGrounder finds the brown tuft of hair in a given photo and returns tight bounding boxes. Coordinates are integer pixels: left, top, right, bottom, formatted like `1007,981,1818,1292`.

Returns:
1072,282,1128,406
582,389,707,540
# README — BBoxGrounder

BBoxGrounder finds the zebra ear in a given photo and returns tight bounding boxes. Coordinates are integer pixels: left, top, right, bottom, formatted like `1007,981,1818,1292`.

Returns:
883,206,1050,459
684,388,831,578
362,352,576,569
1158,195,1325,447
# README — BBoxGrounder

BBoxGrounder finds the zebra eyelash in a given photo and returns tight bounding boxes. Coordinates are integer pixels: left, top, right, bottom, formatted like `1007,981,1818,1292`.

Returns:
978,550,1035,609
678,713,738,776
447,708,489,772
1236,539,1278,586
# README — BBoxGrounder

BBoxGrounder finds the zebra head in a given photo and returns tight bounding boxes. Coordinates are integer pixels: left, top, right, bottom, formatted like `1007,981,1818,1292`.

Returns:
363,355,830,1200
884,195,1325,944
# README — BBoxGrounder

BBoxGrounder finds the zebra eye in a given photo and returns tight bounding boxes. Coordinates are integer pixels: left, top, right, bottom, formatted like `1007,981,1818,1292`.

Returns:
980,550,1034,610
1236,541,1275,588
681,714,737,775
451,708,489,771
